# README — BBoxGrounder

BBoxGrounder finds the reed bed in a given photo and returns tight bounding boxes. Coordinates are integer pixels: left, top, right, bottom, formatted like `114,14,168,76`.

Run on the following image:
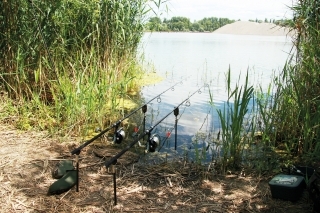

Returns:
0,0,161,137
270,0,320,164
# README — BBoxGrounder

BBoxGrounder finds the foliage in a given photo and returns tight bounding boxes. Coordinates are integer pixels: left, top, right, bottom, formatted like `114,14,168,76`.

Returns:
0,0,164,136
165,16,191,32
148,16,163,31
271,0,320,163
248,18,294,27
197,17,233,32
203,71,286,175
146,16,235,32
215,69,254,173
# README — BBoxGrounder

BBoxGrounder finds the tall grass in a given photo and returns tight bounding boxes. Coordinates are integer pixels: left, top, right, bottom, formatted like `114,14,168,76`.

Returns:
271,0,320,163
205,69,283,174
214,69,254,173
0,0,164,136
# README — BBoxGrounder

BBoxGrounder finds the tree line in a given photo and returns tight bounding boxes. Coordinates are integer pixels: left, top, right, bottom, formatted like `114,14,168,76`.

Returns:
146,16,293,32
146,16,235,32
248,18,293,27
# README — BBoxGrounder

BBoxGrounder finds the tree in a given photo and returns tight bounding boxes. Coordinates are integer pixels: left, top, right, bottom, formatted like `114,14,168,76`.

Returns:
197,17,234,32
191,22,203,32
147,17,162,31
145,16,235,32
167,16,191,31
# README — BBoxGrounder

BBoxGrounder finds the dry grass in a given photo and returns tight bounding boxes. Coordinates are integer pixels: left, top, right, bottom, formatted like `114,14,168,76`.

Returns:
0,123,315,212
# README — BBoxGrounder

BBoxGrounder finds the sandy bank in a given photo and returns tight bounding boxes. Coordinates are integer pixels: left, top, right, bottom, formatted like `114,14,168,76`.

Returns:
214,21,294,37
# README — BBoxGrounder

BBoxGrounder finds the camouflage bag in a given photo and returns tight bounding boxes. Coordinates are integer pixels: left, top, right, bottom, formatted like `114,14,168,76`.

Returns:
51,160,75,179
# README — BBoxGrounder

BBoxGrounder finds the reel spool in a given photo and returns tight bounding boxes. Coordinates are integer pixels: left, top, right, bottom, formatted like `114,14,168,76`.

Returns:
114,128,125,144
148,134,160,152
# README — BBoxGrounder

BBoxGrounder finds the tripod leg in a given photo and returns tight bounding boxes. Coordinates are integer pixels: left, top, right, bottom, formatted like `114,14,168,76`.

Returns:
111,165,117,205
76,155,79,192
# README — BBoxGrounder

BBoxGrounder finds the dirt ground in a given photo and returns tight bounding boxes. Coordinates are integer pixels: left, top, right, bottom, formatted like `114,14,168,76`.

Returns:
0,123,315,213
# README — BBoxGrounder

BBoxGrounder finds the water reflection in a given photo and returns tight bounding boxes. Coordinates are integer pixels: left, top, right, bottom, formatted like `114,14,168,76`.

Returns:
138,32,293,162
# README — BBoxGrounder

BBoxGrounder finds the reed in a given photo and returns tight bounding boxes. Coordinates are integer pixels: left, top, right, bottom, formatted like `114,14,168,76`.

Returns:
0,0,164,136
191,132,210,165
271,0,320,163
211,69,254,173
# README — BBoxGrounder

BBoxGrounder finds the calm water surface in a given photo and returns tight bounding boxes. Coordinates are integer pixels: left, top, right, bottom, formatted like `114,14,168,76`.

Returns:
137,32,293,160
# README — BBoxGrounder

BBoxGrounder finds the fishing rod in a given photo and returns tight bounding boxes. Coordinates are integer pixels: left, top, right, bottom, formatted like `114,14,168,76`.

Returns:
104,84,205,205
70,78,186,156
104,84,206,167
69,77,187,191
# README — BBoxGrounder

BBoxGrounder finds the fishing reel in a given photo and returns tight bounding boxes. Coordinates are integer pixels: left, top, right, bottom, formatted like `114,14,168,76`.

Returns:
147,134,160,152
113,128,125,144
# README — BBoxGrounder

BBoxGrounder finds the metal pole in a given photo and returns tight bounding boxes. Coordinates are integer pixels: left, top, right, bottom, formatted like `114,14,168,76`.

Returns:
174,107,179,150
76,155,79,192
175,119,178,150
111,165,117,205
142,105,147,142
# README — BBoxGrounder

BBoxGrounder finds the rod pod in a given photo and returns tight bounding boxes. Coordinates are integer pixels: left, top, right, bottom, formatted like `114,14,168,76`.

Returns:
70,80,186,191
104,84,205,205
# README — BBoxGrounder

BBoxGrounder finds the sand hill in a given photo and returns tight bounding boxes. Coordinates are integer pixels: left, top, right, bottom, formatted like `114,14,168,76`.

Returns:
213,21,294,37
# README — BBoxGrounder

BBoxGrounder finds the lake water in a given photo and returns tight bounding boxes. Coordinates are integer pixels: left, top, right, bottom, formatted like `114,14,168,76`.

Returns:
137,32,293,161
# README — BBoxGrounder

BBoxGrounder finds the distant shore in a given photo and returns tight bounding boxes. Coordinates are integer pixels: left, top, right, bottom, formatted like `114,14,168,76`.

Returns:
213,21,294,37
145,21,295,37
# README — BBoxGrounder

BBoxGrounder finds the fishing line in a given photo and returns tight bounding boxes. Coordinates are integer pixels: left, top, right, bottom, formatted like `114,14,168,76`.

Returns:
199,105,212,131
184,83,217,154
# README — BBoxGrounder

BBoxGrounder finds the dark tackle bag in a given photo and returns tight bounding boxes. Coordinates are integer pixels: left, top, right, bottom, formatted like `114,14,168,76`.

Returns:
308,166,320,213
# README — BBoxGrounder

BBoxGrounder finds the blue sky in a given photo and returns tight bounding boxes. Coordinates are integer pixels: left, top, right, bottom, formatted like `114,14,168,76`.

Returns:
152,0,294,21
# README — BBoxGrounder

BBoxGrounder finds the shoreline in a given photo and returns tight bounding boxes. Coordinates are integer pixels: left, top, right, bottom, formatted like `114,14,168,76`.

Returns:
144,31,292,37
145,21,294,37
